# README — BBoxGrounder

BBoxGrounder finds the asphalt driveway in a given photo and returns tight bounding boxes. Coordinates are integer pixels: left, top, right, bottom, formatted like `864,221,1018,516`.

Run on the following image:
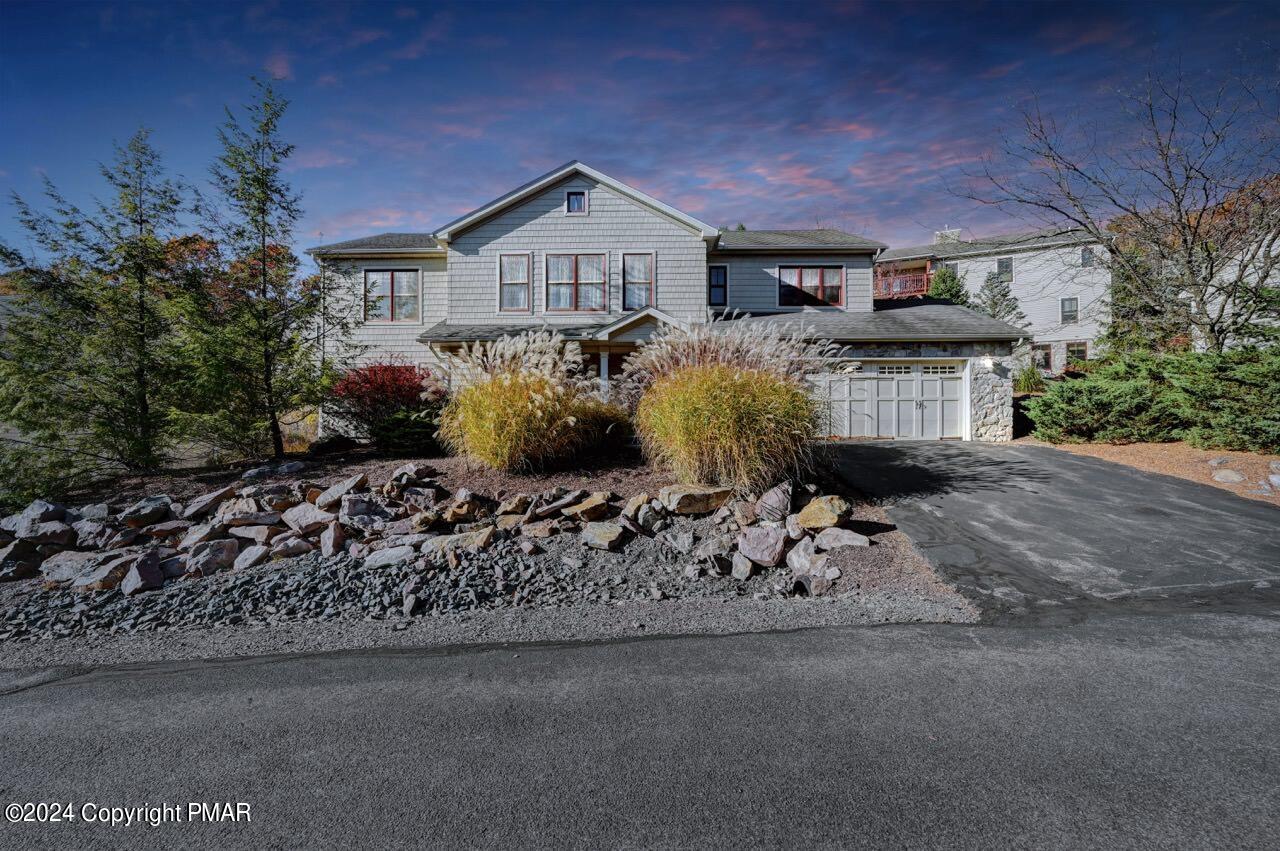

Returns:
828,442,1280,619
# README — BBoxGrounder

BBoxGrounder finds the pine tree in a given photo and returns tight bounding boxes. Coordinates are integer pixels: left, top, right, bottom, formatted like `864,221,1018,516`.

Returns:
927,265,969,306
0,129,190,498
179,80,353,459
972,271,1028,326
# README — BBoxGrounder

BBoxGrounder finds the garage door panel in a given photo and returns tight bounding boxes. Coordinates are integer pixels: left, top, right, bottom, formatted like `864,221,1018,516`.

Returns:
810,361,967,440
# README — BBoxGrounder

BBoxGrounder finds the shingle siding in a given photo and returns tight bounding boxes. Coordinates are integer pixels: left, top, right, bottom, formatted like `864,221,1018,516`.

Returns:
321,256,448,373
446,175,709,326
708,252,875,313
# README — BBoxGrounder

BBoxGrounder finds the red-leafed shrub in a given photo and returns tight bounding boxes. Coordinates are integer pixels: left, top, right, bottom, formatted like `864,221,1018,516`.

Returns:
327,360,448,454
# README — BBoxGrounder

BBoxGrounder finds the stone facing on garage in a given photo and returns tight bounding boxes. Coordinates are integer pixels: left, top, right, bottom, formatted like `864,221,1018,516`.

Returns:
838,341,1014,443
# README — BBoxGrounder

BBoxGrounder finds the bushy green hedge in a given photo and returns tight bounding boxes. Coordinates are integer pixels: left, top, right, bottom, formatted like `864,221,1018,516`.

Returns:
1026,349,1280,453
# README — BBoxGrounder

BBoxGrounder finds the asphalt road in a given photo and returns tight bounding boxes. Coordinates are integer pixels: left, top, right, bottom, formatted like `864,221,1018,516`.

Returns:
829,441,1280,618
2,613,1278,849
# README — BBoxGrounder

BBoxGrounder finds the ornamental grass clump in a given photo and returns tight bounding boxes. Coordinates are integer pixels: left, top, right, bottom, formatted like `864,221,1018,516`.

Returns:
437,330,628,471
623,318,838,489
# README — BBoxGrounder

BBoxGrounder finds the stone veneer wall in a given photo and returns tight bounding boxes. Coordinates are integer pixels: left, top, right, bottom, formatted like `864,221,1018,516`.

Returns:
835,341,1014,443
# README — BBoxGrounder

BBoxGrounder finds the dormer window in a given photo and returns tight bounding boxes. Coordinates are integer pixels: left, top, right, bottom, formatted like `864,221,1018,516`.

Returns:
565,190,588,215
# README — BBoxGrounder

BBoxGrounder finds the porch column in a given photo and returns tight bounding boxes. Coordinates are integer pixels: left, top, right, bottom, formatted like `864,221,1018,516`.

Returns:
598,351,610,397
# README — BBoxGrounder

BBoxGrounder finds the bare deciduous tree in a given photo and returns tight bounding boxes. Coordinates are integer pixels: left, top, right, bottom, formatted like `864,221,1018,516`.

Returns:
967,69,1280,351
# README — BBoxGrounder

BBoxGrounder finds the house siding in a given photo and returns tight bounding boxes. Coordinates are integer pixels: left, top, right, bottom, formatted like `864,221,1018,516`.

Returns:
708,252,875,313
446,175,709,326
321,255,448,373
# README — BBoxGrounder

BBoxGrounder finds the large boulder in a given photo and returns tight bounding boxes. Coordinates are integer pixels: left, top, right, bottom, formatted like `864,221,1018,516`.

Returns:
120,551,164,596
18,520,75,547
281,502,337,535
39,549,107,583
185,539,239,576
72,519,117,549
316,473,368,511
795,495,850,530
754,482,793,523
814,527,870,551
0,540,41,581
119,495,172,528
659,485,733,515
70,551,142,592
581,522,626,551
736,526,787,567
2,499,66,533
786,536,828,577
182,485,237,520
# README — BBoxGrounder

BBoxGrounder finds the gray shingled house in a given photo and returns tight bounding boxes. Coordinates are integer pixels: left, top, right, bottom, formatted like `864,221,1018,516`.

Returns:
307,162,1024,441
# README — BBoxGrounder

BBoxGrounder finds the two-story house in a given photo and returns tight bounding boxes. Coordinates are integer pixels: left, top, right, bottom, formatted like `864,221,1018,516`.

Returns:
874,229,1111,372
308,162,1025,441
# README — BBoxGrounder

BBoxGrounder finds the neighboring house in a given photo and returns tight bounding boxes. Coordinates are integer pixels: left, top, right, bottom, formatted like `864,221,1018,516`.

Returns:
307,162,1025,441
875,229,1112,372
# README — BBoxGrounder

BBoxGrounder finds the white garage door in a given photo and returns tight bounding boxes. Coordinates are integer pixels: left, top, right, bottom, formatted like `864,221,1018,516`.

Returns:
810,361,966,439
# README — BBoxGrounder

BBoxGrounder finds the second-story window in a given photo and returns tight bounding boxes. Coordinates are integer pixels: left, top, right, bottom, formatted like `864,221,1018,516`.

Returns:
565,190,588,215
996,257,1013,282
779,266,843,307
547,253,606,312
364,269,419,321
708,265,728,307
1081,246,1096,268
499,253,530,312
623,253,654,310
1060,297,1079,324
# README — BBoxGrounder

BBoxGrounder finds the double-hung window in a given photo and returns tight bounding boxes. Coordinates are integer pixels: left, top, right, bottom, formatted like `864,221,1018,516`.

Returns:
547,253,606,312
623,253,654,310
1066,341,1088,363
708,265,728,307
1060,297,1079,324
996,257,1013,283
1081,246,1096,268
498,253,530,312
364,269,419,321
779,266,843,307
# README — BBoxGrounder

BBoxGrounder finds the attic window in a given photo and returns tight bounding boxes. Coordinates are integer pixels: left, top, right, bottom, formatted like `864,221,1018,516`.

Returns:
565,190,588,215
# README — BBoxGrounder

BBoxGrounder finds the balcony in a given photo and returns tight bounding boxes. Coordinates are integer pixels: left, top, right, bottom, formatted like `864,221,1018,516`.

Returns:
873,271,929,299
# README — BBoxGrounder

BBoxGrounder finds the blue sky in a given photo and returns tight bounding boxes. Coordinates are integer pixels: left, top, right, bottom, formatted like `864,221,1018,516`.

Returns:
1,0,1276,259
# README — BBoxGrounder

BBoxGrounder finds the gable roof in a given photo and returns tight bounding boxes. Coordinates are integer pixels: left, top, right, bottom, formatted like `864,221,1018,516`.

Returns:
879,228,1097,263
715,228,886,251
732,298,1028,342
433,161,720,243
307,232,445,256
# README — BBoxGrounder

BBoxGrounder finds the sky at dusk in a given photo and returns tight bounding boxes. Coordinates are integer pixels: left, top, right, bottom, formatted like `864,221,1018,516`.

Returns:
1,0,1277,263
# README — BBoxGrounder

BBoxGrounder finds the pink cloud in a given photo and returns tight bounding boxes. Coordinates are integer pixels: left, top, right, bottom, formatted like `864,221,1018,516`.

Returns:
1043,20,1129,55
979,61,1023,80
289,149,353,170
264,50,293,80
392,12,450,60
817,121,881,141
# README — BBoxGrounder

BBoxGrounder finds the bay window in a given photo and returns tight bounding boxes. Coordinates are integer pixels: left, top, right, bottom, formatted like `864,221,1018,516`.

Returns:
364,269,419,321
498,253,530,312
779,266,843,307
547,253,606,312
623,253,654,310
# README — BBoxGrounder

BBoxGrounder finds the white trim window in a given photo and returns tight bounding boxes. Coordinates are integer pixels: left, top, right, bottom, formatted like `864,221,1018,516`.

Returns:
622,252,654,311
708,264,728,307
498,253,531,313
565,190,589,216
546,253,607,312
364,269,420,322
1060,297,1079,324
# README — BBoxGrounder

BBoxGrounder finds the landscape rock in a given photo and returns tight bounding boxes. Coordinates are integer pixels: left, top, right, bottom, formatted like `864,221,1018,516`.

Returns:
316,473,367,510
158,554,187,579
178,522,223,551
70,551,140,592
518,539,542,556
72,519,116,549
320,522,345,558
229,525,283,545
182,485,236,520
496,494,532,516
15,499,67,527
281,502,337,535
119,551,164,596
19,521,76,547
535,490,587,518
562,492,611,522
754,482,792,523
141,519,191,539
731,551,755,581
0,540,41,581
1211,469,1246,484
796,495,850,530
659,484,732,515
814,527,871,550
786,536,829,577
521,520,562,538
77,503,114,521
736,526,787,567
581,522,625,551
733,501,758,527
233,545,271,571
119,495,172,528
785,514,805,540
635,503,662,532
422,527,497,558
622,493,649,520
276,461,308,475
694,533,735,562
791,574,832,597
363,545,417,569
185,539,239,576
38,549,106,583
270,537,315,558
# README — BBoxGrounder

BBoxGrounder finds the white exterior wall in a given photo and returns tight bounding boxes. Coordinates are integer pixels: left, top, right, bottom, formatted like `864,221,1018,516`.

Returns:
947,244,1110,352
446,175,709,326
708,252,875,313
320,255,448,373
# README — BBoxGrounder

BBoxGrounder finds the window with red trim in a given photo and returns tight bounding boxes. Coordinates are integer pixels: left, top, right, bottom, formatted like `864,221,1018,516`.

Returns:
547,254,606,312
778,266,843,307
364,270,420,321
498,254,530,312
622,253,653,310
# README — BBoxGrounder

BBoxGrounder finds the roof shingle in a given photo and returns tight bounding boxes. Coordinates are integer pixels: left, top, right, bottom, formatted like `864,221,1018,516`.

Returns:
716,228,886,250
878,228,1096,262
307,232,443,255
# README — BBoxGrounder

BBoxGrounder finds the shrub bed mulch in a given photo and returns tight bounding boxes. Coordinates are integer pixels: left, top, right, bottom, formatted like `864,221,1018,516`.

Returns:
1017,438,1280,506
0,452,977,660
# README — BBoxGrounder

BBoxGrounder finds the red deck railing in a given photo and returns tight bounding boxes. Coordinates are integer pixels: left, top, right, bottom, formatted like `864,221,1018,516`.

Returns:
873,272,929,299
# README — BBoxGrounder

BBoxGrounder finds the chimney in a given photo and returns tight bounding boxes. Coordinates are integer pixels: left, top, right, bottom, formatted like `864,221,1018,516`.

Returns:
933,228,962,245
